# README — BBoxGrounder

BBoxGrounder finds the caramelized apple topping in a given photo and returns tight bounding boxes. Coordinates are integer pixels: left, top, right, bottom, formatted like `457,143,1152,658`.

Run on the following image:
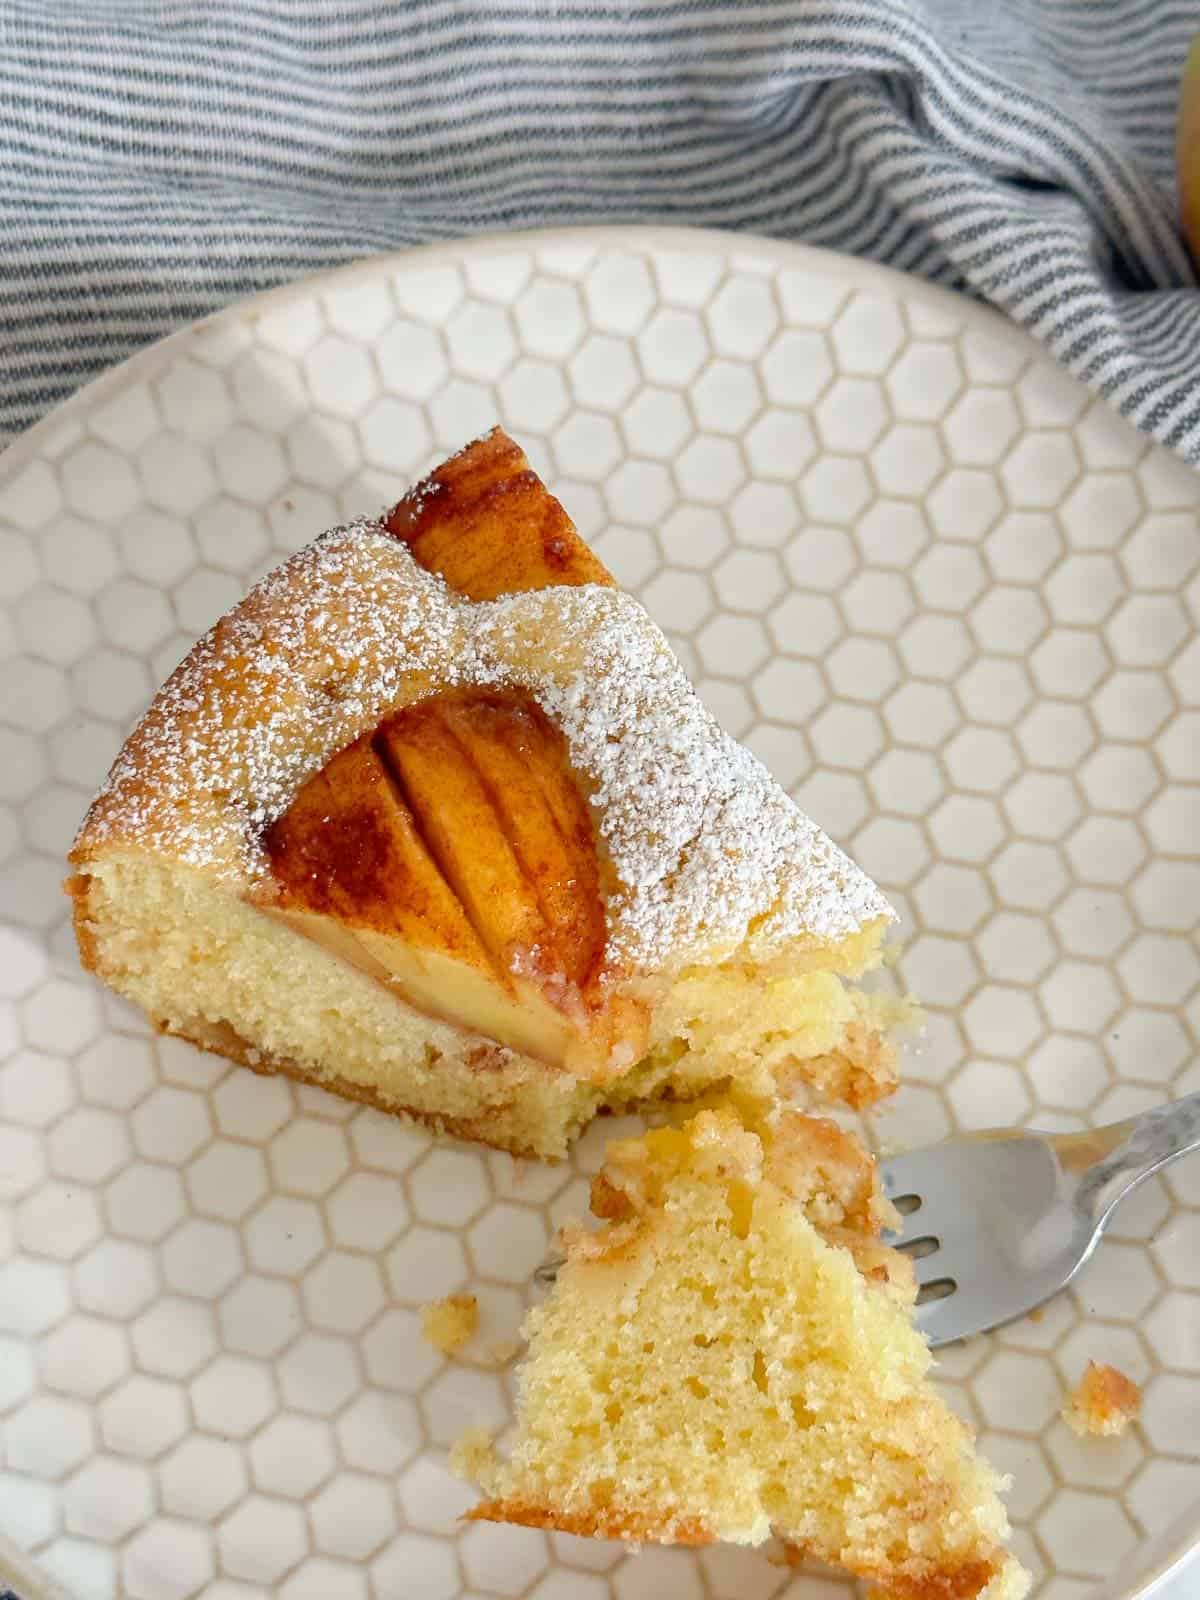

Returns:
263,688,644,1075
378,692,606,993
384,428,614,601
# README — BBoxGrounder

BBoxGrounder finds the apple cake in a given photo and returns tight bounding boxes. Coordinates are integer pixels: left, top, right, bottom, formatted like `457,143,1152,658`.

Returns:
467,1097,1028,1600
69,428,904,1157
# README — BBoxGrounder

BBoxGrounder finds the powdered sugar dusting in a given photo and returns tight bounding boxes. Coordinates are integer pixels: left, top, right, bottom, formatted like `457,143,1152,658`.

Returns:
476,587,891,965
78,520,892,971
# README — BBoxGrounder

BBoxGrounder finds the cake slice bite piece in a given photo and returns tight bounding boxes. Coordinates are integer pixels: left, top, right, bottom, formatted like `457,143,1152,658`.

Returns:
69,428,904,1158
469,1098,1029,1600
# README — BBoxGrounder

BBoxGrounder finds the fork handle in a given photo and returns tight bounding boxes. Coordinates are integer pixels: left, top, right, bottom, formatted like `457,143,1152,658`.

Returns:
1068,1091,1200,1229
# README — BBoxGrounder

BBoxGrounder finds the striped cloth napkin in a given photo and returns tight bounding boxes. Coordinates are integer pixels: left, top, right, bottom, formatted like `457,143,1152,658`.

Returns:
0,3,1197,455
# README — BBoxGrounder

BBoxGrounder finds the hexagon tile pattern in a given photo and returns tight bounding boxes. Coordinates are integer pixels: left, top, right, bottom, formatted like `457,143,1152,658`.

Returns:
2,232,1200,1600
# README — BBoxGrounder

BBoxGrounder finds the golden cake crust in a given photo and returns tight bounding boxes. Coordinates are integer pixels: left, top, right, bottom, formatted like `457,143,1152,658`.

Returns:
471,1498,717,1545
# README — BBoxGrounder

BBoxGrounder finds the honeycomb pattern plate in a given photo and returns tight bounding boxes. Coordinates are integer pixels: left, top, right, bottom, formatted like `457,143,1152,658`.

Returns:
1,227,1198,1600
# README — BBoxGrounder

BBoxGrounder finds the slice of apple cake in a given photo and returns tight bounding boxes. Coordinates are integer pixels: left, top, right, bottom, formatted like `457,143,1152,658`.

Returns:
68,428,903,1157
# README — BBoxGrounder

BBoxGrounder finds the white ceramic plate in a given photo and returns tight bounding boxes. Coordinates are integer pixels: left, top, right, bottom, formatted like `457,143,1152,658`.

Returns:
1,227,1198,1600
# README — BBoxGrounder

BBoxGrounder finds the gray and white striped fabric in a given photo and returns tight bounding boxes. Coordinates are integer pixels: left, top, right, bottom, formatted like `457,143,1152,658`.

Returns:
1,1,1198,459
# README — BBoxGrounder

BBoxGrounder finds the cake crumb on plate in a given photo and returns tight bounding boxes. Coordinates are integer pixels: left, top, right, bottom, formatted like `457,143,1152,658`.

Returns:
1062,1361,1142,1437
422,1293,479,1355
451,1426,498,1491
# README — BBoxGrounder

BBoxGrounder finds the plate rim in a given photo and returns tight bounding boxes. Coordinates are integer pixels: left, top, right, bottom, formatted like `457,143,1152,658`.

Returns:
2,222,1031,478
1,221,1195,1600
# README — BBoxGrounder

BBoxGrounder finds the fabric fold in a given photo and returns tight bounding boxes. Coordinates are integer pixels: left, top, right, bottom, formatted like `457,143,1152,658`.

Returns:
0,1,1196,460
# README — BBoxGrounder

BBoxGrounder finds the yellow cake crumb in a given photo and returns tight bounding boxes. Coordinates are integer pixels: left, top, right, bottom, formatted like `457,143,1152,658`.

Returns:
1063,1361,1142,1438
422,1293,479,1356
470,1100,1028,1600
450,1427,499,1492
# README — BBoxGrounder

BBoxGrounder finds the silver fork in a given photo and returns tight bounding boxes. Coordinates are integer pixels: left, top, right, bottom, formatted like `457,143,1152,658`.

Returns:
885,1091,1200,1346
